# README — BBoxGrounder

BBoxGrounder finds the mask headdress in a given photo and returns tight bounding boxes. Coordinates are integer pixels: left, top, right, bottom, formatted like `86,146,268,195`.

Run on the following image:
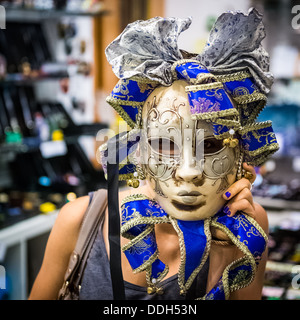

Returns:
99,8,279,181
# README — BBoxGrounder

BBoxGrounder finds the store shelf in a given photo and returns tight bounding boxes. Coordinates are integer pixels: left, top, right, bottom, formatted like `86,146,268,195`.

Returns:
0,210,58,254
0,210,58,300
254,196,300,211
5,6,109,22
0,122,108,158
0,74,69,85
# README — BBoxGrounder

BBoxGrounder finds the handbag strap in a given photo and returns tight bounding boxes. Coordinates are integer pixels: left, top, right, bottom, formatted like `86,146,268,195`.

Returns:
107,162,126,300
60,188,108,296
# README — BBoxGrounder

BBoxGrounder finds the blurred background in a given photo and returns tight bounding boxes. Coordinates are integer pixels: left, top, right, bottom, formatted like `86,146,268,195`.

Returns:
0,0,299,300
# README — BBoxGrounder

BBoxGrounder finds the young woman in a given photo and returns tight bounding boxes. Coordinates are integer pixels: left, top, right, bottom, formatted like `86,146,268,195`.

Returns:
29,9,279,300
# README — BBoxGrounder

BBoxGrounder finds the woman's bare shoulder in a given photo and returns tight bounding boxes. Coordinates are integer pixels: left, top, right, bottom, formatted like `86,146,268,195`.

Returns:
43,195,91,262
56,195,90,228
28,195,91,299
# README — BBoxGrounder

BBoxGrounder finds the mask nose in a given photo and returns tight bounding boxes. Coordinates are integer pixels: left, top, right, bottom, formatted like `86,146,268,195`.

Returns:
175,157,203,182
175,127,203,182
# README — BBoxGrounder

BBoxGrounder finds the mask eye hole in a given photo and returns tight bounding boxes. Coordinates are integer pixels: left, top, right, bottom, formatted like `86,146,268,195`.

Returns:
197,137,225,157
148,138,180,156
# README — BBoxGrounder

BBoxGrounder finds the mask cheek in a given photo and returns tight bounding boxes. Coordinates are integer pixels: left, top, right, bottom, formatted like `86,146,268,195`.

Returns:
145,151,178,180
202,148,238,193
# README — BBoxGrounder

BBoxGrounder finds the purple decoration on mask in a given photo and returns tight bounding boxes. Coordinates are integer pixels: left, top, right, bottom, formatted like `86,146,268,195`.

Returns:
190,97,221,114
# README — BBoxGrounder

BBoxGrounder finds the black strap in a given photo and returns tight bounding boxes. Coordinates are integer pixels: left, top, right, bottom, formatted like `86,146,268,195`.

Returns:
107,141,126,300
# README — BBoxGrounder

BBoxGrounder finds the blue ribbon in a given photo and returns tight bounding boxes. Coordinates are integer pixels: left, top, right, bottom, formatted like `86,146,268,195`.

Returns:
240,122,278,164
174,60,210,81
121,196,267,299
121,197,169,280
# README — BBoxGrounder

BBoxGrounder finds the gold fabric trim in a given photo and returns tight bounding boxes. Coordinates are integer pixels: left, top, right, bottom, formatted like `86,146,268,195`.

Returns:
191,73,217,84
233,92,266,105
122,223,154,251
185,81,224,92
121,193,150,206
239,120,273,134
131,248,159,274
215,70,251,83
121,216,170,236
106,96,144,107
146,263,170,285
245,142,280,158
190,108,239,120
106,96,143,129
129,76,160,85
249,145,280,167
238,100,266,124
244,214,268,243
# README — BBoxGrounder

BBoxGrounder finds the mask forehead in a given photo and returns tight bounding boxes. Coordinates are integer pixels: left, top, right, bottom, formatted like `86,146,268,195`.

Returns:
143,81,215,144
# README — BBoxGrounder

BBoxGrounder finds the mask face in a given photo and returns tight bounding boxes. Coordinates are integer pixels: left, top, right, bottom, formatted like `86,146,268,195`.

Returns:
140,80,240,220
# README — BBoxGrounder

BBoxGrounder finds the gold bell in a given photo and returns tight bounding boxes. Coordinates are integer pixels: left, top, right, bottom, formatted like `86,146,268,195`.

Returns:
223,138,239,148
223,138,231,146
180,289,186,296
244,171,254,181
156,287,164,295
229,138,239,148
127,179,139,188
147,286,155,295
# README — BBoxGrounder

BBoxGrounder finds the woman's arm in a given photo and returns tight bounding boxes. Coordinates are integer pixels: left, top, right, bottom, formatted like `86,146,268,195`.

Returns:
28,196,90,300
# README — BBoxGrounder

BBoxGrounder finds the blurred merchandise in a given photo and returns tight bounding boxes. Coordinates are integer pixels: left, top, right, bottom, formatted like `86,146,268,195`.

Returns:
0,0,104,13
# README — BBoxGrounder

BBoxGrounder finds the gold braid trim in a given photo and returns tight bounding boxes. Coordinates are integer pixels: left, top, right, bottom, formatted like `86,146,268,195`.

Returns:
185,81,224,92
249,147,280,167
233,92,266,105
106,96,143,129
215,70,251,83
131,248,159,274
169,217,211,295
191,73,217,84
121,193,150,206
122,223,154,251
239,120,273,134
106,96,144,107
245,142,280,158
129,76,160,85
121,216,170,236
190,108,239,120
238,99,266,124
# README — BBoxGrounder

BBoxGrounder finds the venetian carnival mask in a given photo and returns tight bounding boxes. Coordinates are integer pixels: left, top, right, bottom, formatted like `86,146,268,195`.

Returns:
140,80,239,220
97,10,280,299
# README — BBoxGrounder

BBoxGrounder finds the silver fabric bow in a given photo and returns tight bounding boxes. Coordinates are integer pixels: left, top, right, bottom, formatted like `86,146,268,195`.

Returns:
105,8,273,94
